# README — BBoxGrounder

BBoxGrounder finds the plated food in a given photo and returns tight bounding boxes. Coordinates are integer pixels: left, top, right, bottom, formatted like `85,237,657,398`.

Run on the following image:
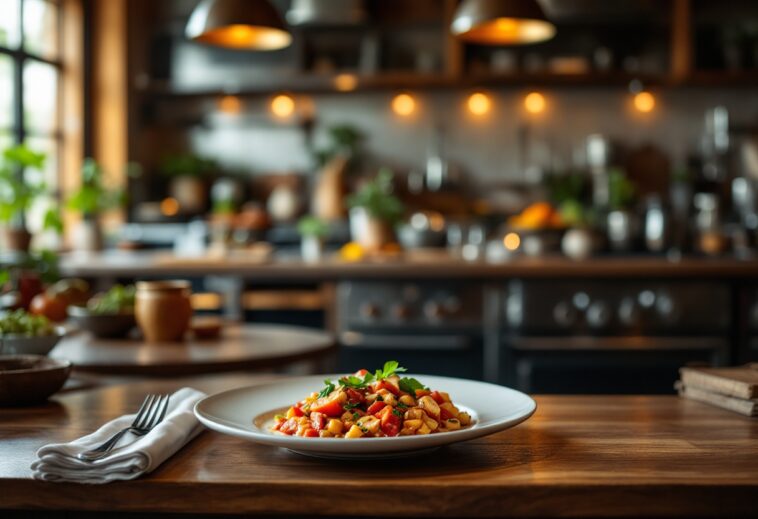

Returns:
194,372,536,459
272,362,472,438
0,310,64,356
68,284,136,338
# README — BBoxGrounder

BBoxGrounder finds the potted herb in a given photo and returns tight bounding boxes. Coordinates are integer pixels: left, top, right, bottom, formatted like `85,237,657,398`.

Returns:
297,215,329,262
312,125,364,221
0,145,48,252
66,158,124,251
160,153,217,214
606,168,637,252
559,199,598,260
345,168,404,251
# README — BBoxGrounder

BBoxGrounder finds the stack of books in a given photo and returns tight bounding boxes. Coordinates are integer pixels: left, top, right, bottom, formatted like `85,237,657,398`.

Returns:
677,364,758,416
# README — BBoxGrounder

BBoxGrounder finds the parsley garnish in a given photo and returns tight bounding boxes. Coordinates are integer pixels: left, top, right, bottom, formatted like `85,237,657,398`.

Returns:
318,379,335,398
392,409,403,417
338,372,375,390
352,412,360,420
397,401,408,409
376,395,384,402
343,402,361,410
374,360,407,381
398,377,427,394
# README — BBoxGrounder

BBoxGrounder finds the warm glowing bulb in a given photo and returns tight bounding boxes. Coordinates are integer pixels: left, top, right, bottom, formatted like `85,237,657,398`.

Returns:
467,92,492,116
503,232,521,251
218,95,242,114
633,91,655,113
524,92,546,114
391,93,416,117
495,18,519,34
270,94,295,118
334,73,358,92
160,197,180,217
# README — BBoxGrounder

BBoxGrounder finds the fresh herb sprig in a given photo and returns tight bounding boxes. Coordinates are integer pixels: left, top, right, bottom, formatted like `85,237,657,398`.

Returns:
338,372,375,390
398,377,427,394
374,360,407,381
317,379,335,398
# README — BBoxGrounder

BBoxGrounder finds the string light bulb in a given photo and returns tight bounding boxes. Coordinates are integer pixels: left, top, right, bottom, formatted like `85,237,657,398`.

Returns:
467,92,492,116
524,92,546,114
503,232,521,251
218,95,242,114
334,73,358,92
633,91,655,113
391,93,417,117
270,94,295,118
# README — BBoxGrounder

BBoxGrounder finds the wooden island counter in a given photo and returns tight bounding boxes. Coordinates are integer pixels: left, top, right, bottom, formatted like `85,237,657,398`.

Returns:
2,374,757,518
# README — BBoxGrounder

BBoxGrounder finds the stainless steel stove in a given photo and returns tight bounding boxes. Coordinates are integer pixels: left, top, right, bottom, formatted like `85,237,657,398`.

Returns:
494,280,731,394
335,281,484,379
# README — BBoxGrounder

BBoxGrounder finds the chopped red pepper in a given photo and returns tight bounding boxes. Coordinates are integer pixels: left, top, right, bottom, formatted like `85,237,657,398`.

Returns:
303,428,319,437
367,401,386,415
440,407,454,421
430,391,445,404
310,411,326,431
310,395,344,417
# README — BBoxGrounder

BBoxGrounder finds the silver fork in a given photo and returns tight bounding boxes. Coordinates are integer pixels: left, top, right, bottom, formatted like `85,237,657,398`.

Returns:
77,394,170,462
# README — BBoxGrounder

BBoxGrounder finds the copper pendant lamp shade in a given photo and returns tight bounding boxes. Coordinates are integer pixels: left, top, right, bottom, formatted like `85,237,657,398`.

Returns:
451,0,555,45
186,0,292,50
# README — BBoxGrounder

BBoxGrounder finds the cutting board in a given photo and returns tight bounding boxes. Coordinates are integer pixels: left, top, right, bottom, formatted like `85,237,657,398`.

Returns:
679,364,758,400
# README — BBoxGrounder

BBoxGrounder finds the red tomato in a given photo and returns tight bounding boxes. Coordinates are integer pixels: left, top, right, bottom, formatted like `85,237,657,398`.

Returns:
310,412,326,431
415,389,431,398
289,405,304,417
345,388,365,405
375,380,399,396
303,428,319,437
310,395,344,417
367,401,386,415
379,408,401,437
440,407,454,421
279,418,299,435
430,391,445,405
354,369,369,377
29,293,68,322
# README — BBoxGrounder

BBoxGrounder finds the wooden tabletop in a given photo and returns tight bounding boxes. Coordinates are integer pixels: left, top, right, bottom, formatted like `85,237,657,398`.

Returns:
59,250,758,280
1,374,757,518
49,324,335,376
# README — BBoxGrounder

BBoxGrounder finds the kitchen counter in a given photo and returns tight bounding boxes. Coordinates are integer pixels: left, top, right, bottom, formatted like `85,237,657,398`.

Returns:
59,249,758,280
2,373,757,518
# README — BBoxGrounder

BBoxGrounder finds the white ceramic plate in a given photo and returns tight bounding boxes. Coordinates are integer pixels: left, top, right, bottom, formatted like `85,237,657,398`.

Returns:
194,374,536,459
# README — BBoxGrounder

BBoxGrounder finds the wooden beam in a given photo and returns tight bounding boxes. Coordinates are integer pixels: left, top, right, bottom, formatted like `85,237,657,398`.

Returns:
60,0,85,246
90,0,128,231
671,0,692,83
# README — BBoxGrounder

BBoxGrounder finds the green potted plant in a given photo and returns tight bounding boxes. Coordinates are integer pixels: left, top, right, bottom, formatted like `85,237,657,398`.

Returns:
0,145,48,252
66,158,124,251
297,215,329,262
606,168,637,252
312,125,364,222
345,168,404,251
160,153,217,214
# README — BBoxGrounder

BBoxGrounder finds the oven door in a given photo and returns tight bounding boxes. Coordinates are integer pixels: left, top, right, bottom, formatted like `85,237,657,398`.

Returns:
502,336,728,394
338,331,483,379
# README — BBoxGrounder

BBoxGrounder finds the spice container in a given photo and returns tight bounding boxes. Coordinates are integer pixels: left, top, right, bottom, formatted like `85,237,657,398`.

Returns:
135,280,192,342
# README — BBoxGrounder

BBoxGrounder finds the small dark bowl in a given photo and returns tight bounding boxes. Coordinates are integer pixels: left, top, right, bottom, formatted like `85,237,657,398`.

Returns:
0,355,72,406
68,306,136,338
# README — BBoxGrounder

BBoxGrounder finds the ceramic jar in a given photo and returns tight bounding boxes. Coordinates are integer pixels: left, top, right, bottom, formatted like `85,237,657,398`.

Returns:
135,280,192,342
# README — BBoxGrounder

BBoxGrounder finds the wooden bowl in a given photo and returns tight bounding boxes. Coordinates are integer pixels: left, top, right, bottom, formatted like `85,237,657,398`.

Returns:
0,355,72,406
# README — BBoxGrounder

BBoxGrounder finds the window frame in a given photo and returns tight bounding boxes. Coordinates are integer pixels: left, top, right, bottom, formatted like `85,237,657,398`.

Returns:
0,0,63,177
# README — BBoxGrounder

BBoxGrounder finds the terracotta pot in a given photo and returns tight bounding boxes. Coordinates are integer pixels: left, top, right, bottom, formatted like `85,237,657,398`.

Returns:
349,207,393,251
0,227,32,253
135,280,192,342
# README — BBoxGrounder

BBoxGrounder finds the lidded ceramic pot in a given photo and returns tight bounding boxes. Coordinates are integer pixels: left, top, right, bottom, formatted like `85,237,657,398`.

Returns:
135,280,192,342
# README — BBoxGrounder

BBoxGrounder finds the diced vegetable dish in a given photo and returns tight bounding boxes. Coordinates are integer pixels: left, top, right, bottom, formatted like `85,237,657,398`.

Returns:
0,309,54,336
87,284,135,314
271,361,472,438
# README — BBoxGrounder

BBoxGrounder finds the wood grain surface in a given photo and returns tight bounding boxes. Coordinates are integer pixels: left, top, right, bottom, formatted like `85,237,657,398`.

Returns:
49,324,335,376
2,374,758,518
58,250,758,280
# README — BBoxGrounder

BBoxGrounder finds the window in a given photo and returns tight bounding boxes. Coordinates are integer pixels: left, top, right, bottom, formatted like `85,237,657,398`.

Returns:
0,0,61,232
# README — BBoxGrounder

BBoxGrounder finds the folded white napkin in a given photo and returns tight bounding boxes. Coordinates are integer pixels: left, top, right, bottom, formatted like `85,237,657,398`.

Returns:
32,387,207,484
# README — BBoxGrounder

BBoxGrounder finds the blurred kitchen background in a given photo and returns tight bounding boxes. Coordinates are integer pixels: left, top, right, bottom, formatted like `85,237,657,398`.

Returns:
3,0,758,394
